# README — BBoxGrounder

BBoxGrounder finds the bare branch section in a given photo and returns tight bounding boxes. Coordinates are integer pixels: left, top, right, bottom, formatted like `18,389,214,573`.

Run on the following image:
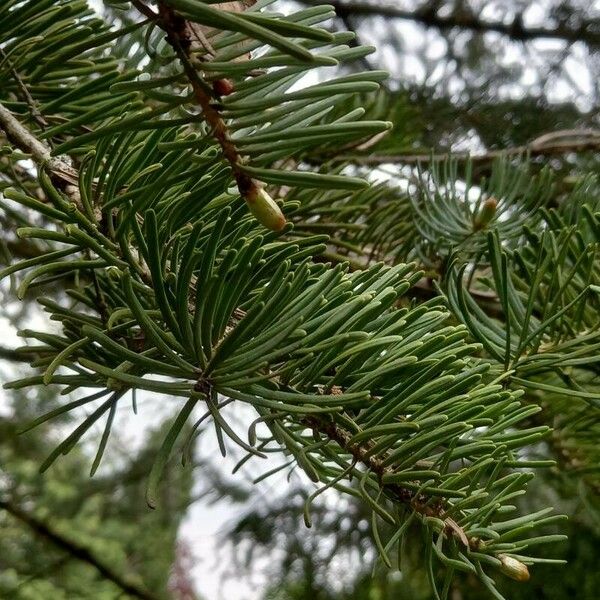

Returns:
0,499,160,600
327,129,600,166
0,103,79,187
0,103,53,164
299,1,600,47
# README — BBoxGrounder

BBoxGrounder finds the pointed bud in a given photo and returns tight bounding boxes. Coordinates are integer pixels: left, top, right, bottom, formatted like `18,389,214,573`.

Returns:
213,78,235,96
474,197,498,231
245,186,286,232
499,554,530,582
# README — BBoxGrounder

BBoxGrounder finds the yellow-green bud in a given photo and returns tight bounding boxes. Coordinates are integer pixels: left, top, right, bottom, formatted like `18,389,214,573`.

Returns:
499,554,530,582
474,197,498,231
245,187,286,232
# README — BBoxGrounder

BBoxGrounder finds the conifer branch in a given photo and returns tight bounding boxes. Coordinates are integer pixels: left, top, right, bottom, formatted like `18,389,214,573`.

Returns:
0,2,578,592
0,95,482,560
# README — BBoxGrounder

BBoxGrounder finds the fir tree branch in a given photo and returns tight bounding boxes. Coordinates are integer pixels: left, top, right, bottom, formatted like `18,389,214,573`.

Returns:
0,7,565,587
130,0,286,231
0,95,478,554
0,499,160,600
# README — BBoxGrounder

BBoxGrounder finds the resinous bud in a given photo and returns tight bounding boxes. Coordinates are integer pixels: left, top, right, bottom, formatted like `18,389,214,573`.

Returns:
499,554,530,582
474,197,498,230
245,186,286,232
213,78,235,96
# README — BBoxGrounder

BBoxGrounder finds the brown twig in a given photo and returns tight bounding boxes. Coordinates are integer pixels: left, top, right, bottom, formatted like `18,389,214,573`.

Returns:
304,415,474,549
130,1,284,229
0,102,79,187
165,24,257,199
134,2,257,197
0,47,48,130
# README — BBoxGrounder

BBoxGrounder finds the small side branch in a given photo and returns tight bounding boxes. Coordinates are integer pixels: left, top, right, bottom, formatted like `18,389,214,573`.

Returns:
130,1,286,230
304,416,472,549
326,129,600,166
0,102,79,187
0,47,48,130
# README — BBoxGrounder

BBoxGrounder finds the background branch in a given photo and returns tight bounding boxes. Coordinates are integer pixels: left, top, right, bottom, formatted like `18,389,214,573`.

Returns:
299,1,600,47
323,129,600,165
0,499,160,600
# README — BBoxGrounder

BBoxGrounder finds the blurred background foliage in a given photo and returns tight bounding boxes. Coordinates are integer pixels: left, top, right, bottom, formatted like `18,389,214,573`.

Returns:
0,386,196,599
1,0,599,598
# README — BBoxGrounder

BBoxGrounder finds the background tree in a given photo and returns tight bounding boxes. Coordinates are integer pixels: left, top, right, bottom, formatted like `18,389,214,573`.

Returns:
0,384,197,599
0,1,599,599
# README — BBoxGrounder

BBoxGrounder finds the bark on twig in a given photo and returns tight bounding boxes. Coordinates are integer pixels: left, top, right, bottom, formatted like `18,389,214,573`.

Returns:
0,102,79,187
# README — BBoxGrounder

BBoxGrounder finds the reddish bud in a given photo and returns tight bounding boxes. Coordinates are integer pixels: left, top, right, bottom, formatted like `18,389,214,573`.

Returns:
213,78,235,96
474,197,498,231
